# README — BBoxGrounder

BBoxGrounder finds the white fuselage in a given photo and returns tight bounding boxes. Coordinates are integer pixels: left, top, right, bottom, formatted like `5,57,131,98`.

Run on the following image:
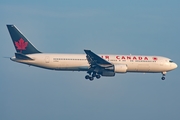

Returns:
11,53,177,74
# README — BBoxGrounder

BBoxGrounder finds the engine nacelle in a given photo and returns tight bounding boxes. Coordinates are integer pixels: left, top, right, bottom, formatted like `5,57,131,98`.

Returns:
101,66,115,76
99,64,127,76
101,71,115,76
114,64,127,73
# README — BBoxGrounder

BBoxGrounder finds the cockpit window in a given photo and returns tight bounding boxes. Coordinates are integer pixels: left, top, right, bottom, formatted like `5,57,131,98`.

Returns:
169,60,173,63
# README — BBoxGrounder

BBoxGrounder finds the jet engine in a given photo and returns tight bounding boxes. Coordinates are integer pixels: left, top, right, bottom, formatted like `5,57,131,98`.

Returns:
114,64,127,73
100,64,127,76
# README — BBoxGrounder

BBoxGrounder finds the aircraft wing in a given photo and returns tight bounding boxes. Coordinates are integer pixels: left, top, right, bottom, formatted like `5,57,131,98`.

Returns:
84,50,113,67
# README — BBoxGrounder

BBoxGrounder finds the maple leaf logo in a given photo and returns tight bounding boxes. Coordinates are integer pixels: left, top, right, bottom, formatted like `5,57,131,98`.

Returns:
15,38,28,52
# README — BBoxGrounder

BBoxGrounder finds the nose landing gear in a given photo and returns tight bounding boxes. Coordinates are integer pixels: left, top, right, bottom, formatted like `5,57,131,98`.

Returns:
161,72,166,80
161,76,165,80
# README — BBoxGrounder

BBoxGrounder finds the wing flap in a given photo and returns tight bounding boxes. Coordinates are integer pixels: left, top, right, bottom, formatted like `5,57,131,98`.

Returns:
84,50,112,66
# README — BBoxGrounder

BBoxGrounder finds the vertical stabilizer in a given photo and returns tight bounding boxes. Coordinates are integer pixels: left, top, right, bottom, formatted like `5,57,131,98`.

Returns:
7,25,41,54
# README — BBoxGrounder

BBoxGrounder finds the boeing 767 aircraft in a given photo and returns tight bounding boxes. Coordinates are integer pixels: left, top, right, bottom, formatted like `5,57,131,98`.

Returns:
7,25,177,81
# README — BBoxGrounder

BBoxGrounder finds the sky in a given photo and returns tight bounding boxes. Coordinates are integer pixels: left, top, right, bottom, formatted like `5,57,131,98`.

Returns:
0,0,180,120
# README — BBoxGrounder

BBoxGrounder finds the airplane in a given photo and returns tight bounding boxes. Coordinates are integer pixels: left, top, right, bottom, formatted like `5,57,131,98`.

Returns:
6,24,178,81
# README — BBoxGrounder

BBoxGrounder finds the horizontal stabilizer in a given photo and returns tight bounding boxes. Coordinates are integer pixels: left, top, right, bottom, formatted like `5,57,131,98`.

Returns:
15,53,34,60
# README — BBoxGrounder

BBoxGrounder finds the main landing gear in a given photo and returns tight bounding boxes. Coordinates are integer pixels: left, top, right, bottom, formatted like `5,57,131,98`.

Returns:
85,72,101,81
161,72,166,80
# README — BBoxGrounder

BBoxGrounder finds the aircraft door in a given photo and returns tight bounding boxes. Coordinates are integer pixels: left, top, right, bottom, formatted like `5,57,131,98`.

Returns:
45,56,50,63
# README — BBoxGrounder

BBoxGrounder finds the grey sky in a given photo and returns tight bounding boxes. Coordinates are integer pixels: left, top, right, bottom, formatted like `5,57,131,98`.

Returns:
0,0,180,120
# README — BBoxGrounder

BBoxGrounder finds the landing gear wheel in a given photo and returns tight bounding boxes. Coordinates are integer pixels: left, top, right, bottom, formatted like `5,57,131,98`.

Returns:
92,73,96,77
89,77,94,81
85,75,90,79
161,77,165,80
96,74,101,79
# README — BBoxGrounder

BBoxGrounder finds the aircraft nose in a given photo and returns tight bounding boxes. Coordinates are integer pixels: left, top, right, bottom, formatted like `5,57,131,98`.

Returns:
174,63,178,69
172,63,178,69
